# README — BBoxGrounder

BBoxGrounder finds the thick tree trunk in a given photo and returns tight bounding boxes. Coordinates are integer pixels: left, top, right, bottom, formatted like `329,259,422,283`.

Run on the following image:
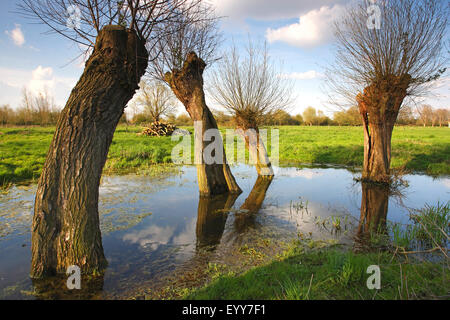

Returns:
31,26,148,278
165,52,241,196
357,75,411,184
355,182,389,250
236,121,274,177
196,193,239,249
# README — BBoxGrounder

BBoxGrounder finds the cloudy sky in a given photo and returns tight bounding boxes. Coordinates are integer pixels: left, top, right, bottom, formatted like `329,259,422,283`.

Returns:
0,0,448,116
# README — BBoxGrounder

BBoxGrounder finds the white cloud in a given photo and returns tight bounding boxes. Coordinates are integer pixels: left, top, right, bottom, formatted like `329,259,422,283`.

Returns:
29,66,55,93
208,0,349,22
266,5,345,48
279,70,324,80
278,168,324,180
5,24,25,47
0,66,78,107
123,225,175,249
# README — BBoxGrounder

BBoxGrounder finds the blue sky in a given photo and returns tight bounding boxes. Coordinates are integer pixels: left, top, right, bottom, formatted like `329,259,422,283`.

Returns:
0,0,448,116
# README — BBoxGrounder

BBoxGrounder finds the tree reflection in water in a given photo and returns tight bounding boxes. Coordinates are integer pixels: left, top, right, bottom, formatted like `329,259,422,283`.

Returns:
196,175,274,249
234,176,273,233
196,193,239,250
355,182,391,251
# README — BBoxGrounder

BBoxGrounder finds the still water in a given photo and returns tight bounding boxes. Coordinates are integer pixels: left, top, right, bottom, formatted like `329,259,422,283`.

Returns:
0,165,448,299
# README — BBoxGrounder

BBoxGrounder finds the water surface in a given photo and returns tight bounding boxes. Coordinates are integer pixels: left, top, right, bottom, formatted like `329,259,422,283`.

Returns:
0,165,448,299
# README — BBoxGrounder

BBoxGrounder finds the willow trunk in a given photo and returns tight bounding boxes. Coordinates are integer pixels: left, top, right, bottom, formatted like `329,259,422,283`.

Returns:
236,124,274,177
31,26,148,278
357,75,410,184
165,52,241,196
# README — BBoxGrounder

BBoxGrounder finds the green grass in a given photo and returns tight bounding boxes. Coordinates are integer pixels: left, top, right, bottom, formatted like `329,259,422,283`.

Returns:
390,202,450,249
274,126,449,174
186,243,449,300
0,125,448,186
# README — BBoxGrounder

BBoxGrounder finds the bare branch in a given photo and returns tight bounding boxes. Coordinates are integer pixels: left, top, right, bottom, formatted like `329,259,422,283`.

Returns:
326,0,449,108
146,1,222,81
209,39,293,128
17,0,208,51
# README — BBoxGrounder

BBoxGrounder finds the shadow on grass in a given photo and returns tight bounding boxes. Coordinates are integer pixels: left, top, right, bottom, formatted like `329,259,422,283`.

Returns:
300,143,449,175
307,145,363,167
402,144,450,175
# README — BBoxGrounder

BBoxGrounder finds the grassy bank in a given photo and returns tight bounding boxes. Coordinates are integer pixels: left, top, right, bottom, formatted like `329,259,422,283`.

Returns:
0,125,449,186
186,245,449,300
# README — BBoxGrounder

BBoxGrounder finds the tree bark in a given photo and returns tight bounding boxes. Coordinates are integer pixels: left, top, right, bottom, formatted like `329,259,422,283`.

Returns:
31,26,148,278
165,52,241,196
357,75,411,184
235,120,274,177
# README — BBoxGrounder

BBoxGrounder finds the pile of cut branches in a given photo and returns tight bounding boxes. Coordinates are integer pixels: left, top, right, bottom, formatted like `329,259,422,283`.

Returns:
140,121,177,137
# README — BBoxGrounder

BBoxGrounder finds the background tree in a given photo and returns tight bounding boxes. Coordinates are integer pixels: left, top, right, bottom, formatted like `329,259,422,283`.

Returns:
33,89,58,126
417,105,434,127
19,88,34,124
19,0,205,278
262,110,298,126
0,105,12,125
431,109,439,127
333,110,347,127
293,114,303,125
212,110,234,127
327,0,448,184
302,107,317,126
132,79,177,122
209,40,293,177
397,106,415,125
333,106,364,126
149,3,241,196
174,113,193,126
435,108,449,127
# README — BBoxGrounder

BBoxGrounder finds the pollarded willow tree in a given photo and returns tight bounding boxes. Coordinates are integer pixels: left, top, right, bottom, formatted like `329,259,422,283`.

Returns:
147,4,242,196
18,0,210,278
209,41,293,177
327,0,448,184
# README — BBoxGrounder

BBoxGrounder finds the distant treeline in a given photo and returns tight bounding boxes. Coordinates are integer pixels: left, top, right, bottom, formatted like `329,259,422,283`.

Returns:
1,97,448,127
130,105,449,127
0,89,61,126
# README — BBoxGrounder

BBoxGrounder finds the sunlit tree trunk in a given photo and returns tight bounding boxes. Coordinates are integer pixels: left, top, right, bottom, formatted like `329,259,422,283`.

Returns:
165,52,241,196
235,117,274,177
357,75,411,184
31,26,149,278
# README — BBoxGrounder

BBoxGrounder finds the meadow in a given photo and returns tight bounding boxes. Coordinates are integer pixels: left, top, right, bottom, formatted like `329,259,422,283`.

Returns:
0,125,449,186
